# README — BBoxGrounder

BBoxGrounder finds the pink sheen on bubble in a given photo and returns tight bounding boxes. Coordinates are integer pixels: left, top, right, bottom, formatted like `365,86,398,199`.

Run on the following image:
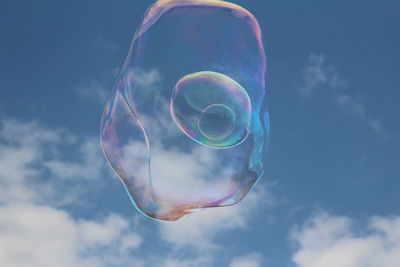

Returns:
100,0,269,221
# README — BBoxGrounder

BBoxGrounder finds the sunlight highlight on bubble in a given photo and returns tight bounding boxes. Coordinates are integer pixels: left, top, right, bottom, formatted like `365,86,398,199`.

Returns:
100,0,268,221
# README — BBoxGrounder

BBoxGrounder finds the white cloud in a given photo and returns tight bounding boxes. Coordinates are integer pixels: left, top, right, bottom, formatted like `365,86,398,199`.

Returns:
126,68,162,92
229,253,263,267
102,89,271,221
110,102,273,264
0,117,144,267
291,212,400,267
299,54,342,96
335,94,387,138
0,117,111,207
44,137,107,181
159,185,268,250
0,118,71,205
0,117,68,145
299,54,387,138
123,134,272,265
0,204,142,267
101,89,273,263
161,256,212,267
94,37,119,52
76,68,161,107
0,115,271,267
76,79,109,105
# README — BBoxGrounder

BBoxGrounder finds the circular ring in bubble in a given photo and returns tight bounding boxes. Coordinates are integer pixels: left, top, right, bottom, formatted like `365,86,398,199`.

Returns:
171,71,252,149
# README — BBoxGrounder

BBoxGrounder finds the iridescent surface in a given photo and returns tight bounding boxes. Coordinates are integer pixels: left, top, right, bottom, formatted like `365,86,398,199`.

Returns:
101,0,268,221
171,71,251,148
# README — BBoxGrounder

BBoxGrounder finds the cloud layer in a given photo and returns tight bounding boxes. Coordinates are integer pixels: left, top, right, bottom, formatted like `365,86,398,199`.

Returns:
0,118,143,267
298,54,386,138
0,116,269,267
291,212,400,267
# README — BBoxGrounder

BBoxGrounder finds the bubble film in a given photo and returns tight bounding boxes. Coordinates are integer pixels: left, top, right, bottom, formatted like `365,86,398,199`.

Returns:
171,71,251,148
101,0,269,221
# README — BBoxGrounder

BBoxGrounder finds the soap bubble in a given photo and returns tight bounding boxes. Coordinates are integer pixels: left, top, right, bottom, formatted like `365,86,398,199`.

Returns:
171,71,251,148
101,0,268,221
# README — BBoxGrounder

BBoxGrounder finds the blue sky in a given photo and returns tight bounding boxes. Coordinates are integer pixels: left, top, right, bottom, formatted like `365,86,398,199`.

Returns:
0,0,399,266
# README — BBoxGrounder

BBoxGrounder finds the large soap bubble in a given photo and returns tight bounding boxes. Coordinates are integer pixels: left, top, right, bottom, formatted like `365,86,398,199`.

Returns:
101,0,269,221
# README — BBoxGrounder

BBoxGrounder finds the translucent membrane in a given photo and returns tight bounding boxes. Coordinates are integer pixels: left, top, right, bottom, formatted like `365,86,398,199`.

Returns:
101,0,268,221
171,71,251,148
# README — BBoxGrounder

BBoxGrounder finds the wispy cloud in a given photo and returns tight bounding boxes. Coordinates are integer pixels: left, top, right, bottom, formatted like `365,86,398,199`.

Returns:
44,137,107,181
298,54,343,97
335,94,388,138
158,186,268,250
0,117,112,207
0,115,272,267
290,212,400,267
75,79,110,105
107,98,275,265
126,68,162,90
98,68,273,264
75,69,162,107
94,37,119,53
154,185,273,267
0,118,73,205
0,117,144,267
0,205,142,267
120,112,273,247
160,256,212,267
299,54,387,138
229,253,263,267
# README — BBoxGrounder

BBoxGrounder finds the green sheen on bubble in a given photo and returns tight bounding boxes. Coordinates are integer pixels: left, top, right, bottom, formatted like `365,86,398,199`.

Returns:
100,0,269,221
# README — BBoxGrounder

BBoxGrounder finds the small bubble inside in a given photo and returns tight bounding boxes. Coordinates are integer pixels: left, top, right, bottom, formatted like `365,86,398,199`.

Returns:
198,104,236,140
